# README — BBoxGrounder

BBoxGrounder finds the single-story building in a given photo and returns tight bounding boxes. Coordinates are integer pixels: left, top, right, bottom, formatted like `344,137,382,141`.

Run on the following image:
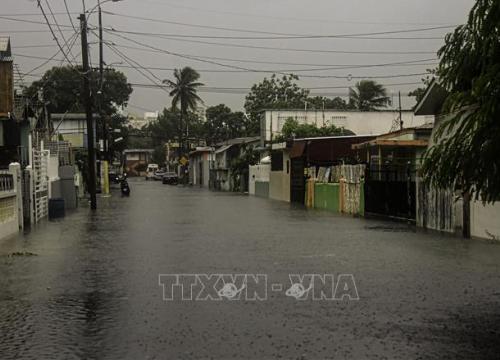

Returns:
188,147,214,187
260,109,433,146
123,149,153,176
212,137,260,192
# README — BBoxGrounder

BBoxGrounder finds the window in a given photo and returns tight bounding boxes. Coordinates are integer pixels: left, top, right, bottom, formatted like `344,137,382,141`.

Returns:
271,151,283,171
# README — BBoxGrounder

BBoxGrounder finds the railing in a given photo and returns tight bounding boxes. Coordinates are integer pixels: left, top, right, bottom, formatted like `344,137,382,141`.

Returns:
0,172,14,192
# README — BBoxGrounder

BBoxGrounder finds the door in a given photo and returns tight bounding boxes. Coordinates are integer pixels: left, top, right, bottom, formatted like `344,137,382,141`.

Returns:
290,158,305,204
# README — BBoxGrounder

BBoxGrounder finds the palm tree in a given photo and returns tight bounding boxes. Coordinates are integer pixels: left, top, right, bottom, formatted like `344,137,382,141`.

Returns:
163,67,203,158
349,80,391,111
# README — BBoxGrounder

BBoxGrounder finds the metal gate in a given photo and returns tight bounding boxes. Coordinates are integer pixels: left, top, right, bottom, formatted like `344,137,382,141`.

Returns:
290,158,305,204
21,168,32,226
364,165,416,220
32,149,49,223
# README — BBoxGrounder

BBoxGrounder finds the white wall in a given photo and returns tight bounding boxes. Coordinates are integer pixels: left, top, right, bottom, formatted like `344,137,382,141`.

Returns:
263,110,434,142
471,201,500,240
268,152,291,202
249,164,270,195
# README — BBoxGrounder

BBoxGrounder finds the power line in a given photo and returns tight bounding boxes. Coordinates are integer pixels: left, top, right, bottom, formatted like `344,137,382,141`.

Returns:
44,0,76,62
103,33,433,80
139,0,456,27
12,50,438,70
104,28,438,55
103,11,456,37
36,0,75,65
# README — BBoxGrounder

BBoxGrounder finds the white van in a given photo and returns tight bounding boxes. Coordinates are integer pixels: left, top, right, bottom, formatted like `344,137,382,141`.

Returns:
145,164,159,180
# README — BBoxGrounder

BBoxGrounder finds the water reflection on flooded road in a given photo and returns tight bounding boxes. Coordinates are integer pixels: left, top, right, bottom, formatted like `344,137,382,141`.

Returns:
1,179,500,359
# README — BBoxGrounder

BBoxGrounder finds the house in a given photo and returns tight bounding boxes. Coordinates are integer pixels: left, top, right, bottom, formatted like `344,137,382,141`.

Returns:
414,79,500,240
351,124,434,221
212,137,260,192
0,37,14,166
287,135,377,204
51,113,98,149
260,109,433,146
188,147,214,187
123,149,154,176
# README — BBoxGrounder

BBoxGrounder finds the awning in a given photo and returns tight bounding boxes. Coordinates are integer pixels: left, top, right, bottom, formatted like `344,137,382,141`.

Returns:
215,144,233,154
289,141,306,158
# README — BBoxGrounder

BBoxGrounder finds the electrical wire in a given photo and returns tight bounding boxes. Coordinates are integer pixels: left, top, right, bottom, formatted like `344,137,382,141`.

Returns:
104,28,438,55
36,0,75,65
44,0,76,62
102,11,457,37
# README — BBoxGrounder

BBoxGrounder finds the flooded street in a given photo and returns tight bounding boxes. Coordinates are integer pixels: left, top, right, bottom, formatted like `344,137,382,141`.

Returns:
1,179,500,359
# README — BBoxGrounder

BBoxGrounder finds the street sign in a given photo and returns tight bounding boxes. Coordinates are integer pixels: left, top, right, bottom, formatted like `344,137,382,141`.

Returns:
179,156,189,166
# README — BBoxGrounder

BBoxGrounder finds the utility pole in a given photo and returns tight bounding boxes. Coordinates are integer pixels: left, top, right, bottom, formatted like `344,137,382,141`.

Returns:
80,14,97,209
98,1,110,195
399,91,403,130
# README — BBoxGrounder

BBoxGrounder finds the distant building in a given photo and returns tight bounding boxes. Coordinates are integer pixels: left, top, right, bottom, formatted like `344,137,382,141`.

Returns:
195,106,207,122
51,113,97,149
123,149,154,176
260,109,434,146
127,111,159,129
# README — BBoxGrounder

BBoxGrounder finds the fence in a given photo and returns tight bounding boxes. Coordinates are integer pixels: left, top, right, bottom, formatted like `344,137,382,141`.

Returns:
306,164,365,216
0,164,23,241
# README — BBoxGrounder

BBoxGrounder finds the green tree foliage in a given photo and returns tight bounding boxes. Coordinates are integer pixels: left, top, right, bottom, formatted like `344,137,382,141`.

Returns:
205,104,248,145
422,0,500,202
408,88,427,104
244,74,309,135
348,80,390,111
307,96,350,110
163,67,203,156
276,118,354,142
24,66,132,115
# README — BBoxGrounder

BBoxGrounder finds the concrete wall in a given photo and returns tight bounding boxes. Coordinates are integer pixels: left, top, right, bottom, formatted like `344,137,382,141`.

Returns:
263,110,433,142
249,164,270,195
268,152,290,202
0,164,22,242
471,201,500,240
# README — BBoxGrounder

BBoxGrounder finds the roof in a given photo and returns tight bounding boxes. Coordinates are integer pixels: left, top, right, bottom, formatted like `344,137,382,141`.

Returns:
374,123,433,140
294,134,378,141
123,149,154,153
352,139,429,149
260,108,416,114
51,113,98,120
189,147,213,156
215,144,233,154
0,37,12,60
414,79,449,116
215,136,260,146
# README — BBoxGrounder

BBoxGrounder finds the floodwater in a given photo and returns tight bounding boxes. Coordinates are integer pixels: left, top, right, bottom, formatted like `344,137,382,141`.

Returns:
1,179,500,359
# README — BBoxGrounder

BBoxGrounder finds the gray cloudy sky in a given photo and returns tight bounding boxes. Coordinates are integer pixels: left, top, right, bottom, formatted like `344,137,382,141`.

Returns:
3,0,475,115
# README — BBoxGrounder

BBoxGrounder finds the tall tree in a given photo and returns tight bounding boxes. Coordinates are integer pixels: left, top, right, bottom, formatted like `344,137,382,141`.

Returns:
205,104,248,145
163,67,203,156
422,0,500,203
244,74,309,135
348,80,390,111
24,66,132,115
307,96,349,110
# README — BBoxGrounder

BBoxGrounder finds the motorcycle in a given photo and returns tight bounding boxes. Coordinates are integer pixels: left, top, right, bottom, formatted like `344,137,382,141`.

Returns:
120,173,130,196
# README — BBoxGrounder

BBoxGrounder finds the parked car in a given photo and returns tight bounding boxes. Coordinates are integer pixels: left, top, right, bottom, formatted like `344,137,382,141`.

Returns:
153,169,167,181
162,172,179,185
145,164,159,180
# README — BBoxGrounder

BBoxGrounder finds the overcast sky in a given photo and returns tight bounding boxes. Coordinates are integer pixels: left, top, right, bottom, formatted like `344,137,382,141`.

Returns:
2,0,475,116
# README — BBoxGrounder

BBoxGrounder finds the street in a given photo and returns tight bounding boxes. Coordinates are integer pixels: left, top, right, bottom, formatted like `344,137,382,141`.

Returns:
1,179,500,359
